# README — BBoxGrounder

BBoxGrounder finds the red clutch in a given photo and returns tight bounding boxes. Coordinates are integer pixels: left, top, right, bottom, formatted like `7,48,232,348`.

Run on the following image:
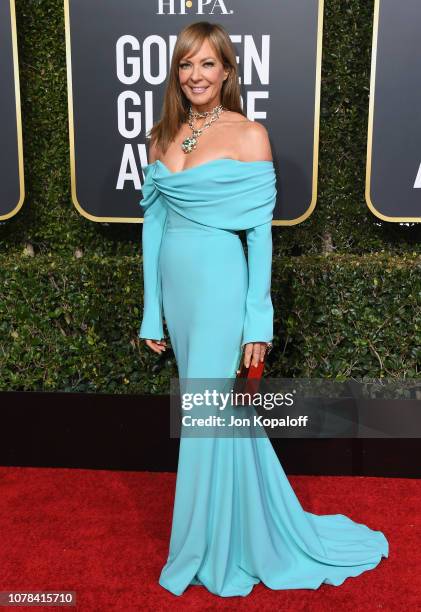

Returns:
236,353,265,380
233,343,271,404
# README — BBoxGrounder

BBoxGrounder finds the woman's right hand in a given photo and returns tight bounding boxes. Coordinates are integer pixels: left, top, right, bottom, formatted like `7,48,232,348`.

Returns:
145,339,167,354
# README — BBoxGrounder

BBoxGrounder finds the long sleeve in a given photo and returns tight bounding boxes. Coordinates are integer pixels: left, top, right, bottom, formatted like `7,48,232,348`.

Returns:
138,186,168,341
241,220,274,347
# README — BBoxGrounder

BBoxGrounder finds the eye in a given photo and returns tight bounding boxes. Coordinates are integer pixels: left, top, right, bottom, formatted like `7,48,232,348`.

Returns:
179,61,215,69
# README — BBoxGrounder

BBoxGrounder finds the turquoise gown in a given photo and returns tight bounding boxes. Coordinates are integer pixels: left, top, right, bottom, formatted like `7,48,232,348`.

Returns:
138,158,389,597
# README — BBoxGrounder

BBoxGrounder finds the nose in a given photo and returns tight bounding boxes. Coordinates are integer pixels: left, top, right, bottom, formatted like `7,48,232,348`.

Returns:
190,64,204,82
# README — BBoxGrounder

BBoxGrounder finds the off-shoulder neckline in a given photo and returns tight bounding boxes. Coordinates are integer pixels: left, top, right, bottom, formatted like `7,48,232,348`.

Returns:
145,157,274,176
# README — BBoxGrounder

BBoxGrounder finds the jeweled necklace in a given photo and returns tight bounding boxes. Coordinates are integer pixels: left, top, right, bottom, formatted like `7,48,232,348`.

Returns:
181,103,225,154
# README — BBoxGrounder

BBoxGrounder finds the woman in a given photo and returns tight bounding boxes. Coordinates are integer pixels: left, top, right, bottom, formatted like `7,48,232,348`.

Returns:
139,21,388,598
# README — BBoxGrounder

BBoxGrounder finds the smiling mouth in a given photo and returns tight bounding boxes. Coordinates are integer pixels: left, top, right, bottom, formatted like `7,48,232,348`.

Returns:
190,86,208,94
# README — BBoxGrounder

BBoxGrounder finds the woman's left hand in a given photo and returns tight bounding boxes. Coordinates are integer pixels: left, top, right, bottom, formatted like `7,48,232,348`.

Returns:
242,342,271,368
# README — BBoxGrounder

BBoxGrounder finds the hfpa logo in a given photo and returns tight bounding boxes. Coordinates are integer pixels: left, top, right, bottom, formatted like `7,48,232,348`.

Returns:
157,0,234,15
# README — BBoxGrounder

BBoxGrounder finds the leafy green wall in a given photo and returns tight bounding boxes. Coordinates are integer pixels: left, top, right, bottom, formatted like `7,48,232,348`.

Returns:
0,1,419,392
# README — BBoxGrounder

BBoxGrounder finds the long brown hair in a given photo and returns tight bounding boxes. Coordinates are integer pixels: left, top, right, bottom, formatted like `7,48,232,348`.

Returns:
147,21,245,155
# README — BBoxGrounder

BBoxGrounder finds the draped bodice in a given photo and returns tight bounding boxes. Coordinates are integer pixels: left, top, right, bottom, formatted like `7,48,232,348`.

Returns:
139,158,277,230
138,157,277,343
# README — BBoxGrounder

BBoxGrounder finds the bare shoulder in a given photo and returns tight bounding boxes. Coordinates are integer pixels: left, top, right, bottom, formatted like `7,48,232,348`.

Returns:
218,112,273,161
220,110,248,124
237,120,272,162
147,137,161,163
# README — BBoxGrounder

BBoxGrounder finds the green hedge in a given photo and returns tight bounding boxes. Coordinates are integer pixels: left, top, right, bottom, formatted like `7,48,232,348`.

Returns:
270,253,420,379
0,253,419,393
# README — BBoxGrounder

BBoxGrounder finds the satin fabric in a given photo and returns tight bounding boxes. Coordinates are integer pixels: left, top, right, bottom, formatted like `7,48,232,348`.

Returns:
138,158,388,597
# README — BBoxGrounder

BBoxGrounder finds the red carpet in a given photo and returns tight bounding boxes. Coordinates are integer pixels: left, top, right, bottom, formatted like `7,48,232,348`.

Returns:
0,467,419,611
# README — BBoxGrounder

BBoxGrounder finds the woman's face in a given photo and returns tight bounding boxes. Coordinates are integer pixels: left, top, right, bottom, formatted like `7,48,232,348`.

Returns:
178,38,229,111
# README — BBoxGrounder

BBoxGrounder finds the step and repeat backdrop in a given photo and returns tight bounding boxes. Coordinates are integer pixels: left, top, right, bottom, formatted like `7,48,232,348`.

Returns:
1,0,420,224
366,0,421,222
0,0,24,221
64,0,323,225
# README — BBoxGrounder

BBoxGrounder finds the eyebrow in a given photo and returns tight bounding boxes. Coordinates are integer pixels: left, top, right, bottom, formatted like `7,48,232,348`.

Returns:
180,57,216,62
